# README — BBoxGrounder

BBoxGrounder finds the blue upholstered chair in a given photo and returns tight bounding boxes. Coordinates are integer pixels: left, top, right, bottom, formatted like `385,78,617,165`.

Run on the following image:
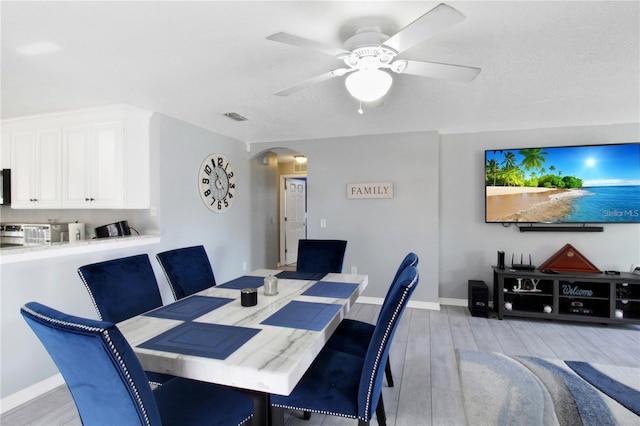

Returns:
21,302,254,426
296,239,347,273
156,245,216,300
78,254,172,386
271,265,419,426
326,252,418,387
78,254,163,324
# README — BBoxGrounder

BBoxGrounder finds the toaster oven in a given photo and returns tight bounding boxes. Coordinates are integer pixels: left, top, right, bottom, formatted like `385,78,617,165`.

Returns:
22,224,69,245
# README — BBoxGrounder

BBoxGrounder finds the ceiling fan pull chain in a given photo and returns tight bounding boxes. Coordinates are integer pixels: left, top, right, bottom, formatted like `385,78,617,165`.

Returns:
358,100,364,115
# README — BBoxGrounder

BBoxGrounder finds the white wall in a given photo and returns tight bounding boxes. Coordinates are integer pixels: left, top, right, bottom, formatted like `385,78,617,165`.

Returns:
439,123,640,300
251,131,441,305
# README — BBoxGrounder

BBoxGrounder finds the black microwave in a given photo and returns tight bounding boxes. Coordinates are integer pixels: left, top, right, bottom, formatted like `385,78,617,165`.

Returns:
1,169,11,205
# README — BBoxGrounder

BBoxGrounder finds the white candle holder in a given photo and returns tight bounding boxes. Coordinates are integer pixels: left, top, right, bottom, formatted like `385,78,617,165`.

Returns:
264,275,278,296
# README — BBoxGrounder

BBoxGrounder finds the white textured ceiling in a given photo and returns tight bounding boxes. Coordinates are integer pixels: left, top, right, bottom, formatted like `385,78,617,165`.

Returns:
1,1,639,144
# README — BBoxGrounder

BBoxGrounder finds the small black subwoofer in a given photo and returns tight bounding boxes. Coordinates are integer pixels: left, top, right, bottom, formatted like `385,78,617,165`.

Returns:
468,280,489,317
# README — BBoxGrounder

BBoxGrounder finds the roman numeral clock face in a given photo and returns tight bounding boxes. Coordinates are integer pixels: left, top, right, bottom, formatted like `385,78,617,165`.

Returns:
198,153,236,213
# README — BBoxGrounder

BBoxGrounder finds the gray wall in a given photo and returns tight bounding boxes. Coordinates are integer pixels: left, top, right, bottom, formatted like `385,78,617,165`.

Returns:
0,244,161,397
249,151,279,270
0,113,255,397
253,123,640,304
153,113,253,285
2,114,639,398
439,123,640,299
0,207,157,238
251,131,441,305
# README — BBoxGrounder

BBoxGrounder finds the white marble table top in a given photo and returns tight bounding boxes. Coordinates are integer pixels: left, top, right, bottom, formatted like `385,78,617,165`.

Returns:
118,269,368,396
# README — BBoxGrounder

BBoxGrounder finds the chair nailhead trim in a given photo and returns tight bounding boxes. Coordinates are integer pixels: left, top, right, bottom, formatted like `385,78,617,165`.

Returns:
363,271,419,420
237,414,254,426
272,271,419,423
23,305,103,333
156,254,179,302
103,330,152,426
77,269,103,321
271,404,358,420
23,305,152,426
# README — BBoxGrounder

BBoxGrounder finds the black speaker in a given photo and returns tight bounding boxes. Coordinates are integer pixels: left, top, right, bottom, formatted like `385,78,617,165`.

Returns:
468,280,489,317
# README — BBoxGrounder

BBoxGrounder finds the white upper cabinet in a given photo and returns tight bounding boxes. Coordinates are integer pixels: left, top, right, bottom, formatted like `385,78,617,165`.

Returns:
10,128,62,208
63,120,124,208
3,104,151,209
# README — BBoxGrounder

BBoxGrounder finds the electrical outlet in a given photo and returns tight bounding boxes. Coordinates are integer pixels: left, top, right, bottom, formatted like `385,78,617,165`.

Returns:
242,261,247,271
320,219,326,228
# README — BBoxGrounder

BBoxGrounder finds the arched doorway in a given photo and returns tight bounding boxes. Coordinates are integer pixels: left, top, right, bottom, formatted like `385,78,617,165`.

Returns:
253,148,308,267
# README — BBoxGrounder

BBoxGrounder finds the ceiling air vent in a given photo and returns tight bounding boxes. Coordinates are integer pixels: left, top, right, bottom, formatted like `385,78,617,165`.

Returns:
223,112,248,122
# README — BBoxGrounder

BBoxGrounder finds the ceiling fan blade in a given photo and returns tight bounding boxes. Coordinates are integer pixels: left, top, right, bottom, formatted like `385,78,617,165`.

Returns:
267,32,351,57
275,69,346,96
382,3,466,54
399,59,480,82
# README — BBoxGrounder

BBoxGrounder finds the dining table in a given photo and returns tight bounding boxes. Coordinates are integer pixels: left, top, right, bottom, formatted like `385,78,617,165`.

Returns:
118,269,368,426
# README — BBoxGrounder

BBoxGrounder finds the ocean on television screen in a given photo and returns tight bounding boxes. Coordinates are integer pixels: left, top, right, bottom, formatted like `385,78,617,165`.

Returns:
564,185,640,223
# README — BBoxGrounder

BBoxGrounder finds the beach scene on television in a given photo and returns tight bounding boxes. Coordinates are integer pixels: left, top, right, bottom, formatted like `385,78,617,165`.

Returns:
485,143,640,223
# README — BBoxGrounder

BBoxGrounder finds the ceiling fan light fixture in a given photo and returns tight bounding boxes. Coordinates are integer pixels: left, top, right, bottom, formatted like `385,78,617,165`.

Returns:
345,69,392,102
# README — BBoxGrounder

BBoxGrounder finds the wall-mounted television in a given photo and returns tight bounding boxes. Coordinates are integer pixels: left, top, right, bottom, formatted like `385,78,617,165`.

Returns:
485,143,640,223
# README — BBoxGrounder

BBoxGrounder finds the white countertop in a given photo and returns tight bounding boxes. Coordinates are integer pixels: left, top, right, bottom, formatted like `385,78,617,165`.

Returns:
0,234,161,264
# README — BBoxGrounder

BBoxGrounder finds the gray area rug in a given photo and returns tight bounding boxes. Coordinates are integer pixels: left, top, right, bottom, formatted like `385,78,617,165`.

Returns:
456,349,640,425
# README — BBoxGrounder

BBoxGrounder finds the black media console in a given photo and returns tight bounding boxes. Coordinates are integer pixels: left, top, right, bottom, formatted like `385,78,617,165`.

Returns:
493,266,640,324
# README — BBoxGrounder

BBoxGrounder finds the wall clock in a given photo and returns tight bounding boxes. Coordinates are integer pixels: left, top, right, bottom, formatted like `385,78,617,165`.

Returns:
198,153,236,213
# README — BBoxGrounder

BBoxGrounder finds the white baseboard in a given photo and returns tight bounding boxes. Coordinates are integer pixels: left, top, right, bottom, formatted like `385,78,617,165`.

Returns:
1,374,64,413
409,300,441,310
358,295,468,309
355,296,384,305
439,297,468,307
1,296,469,413
357,296,468,310
356,296,441,311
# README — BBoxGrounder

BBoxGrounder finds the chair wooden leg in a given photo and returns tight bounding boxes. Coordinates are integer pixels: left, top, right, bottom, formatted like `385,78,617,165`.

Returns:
375,394,387,426
384,358,394,387
357,420,370,426
303,411,311,420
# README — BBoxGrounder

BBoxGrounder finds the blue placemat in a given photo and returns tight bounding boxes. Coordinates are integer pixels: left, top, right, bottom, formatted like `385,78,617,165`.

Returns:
143,296,234,321
218,275,265,289
301,281,359,299
261,301,342,331
276,271,327,281
139,322,260,359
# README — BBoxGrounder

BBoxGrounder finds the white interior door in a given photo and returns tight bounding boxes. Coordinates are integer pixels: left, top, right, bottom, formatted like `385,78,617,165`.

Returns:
283,178,306,265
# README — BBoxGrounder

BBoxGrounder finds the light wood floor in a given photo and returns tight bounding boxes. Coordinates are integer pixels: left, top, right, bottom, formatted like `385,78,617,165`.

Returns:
2,304,639,426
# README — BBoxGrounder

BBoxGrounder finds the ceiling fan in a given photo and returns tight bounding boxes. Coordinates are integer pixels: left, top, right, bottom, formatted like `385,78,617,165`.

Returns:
267,3,480,104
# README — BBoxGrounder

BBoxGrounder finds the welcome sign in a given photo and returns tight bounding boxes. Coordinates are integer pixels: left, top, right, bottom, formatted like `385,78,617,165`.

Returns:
347,182,394,199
